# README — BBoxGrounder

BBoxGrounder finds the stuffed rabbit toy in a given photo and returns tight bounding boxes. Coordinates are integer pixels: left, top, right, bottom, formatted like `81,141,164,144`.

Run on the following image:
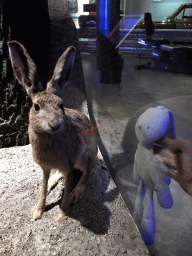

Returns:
8,41,98,222
133,106,176,245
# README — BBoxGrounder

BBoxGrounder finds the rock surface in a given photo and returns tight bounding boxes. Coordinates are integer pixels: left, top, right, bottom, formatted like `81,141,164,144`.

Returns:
0,145,149,256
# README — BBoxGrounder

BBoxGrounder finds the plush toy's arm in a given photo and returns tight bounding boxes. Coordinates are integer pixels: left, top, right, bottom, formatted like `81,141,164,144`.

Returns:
133,180,156,246
141,187,156,246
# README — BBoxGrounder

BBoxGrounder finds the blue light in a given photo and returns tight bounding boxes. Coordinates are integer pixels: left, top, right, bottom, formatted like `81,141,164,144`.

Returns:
99,0,110,37
152,52,160,57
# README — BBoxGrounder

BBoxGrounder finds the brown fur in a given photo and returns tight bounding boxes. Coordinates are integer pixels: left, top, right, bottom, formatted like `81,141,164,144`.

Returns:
8,40,98,222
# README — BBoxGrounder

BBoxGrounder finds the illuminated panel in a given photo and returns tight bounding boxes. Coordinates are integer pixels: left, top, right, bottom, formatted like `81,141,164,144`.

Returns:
99,0,110,37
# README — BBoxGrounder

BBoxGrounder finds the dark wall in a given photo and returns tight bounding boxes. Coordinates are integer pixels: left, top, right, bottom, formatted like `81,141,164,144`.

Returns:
3,0,51,86
0,0,51,147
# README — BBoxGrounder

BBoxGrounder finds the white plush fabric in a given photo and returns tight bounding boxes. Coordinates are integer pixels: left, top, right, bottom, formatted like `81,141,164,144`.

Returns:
133,106,176,245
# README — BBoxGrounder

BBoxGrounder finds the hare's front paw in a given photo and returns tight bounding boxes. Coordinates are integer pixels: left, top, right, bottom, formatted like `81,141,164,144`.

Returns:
70,186,84,205
32,205,44,220
56,208,68,222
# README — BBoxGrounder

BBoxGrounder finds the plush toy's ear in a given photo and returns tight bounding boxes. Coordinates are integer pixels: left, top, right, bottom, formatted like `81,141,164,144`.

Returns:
164,111,176,140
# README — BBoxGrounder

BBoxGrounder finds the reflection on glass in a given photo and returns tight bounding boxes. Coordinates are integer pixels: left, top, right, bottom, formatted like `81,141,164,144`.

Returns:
107,14,144,48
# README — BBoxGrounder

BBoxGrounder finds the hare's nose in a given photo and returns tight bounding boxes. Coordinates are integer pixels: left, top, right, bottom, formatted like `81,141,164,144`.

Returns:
48,122,61,132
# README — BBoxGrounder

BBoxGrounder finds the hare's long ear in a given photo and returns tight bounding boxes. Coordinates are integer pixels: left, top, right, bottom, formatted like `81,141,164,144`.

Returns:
8,40,43,98
47,46,76,93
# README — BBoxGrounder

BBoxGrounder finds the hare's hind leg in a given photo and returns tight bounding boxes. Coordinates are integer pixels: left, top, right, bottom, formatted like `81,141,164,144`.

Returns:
69,168,90,205
47,170,64,195
70,157,94,205
32,167,51,220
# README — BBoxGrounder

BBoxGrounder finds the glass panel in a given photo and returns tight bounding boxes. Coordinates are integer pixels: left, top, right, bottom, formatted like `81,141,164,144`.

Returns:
83,47,192,256
183,7,192,18
175,10,183,19
81,9,192,255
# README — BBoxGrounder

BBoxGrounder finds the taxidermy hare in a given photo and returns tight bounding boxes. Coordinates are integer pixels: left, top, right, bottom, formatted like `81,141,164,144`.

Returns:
8,40,98,222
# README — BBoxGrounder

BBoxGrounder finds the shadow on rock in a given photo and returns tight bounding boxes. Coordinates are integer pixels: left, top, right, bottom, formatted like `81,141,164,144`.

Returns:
45,159,119,235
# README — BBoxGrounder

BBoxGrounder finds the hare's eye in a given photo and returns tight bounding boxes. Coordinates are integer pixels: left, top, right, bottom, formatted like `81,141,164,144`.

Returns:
34,103,40,111
59,103,64,109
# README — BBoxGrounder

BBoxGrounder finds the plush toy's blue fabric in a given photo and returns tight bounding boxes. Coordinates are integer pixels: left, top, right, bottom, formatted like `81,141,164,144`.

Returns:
133,106,176,246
